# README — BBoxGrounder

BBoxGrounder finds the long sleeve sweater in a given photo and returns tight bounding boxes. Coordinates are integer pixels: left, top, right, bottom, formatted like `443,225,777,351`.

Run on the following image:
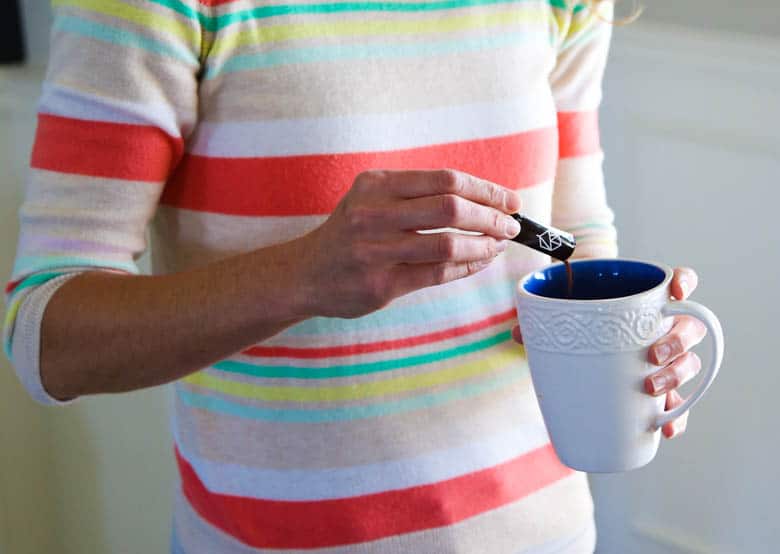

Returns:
4,0,618,552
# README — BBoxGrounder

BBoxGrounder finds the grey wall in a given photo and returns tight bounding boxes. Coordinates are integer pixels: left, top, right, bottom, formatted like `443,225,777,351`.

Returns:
19,0,51,66
640,0,778,38
19,0,780,66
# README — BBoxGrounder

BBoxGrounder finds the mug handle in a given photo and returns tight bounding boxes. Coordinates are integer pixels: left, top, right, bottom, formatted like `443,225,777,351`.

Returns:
654,300,725,429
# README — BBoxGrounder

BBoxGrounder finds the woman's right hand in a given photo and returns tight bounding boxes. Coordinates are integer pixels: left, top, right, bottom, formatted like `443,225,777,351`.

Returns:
299,169,522,318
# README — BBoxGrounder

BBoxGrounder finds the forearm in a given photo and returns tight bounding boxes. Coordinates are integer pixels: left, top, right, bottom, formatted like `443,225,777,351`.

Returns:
40,238,315,400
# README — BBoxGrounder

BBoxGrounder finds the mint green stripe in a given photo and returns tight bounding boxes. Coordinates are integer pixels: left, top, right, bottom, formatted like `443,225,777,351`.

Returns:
177,364,522,422
207,28,540,77
151,0,583,32
285,278,515,337
12,256,138,278
214,330,513,379
568,222,614,233
7,272,66,297
54,15,198,65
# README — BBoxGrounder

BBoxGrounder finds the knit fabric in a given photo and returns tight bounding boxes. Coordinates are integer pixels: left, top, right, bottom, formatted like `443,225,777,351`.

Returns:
4,0,618,551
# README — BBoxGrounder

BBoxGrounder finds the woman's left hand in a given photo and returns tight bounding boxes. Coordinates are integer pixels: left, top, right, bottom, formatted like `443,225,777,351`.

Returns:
510,266,707,440
644,267,706,439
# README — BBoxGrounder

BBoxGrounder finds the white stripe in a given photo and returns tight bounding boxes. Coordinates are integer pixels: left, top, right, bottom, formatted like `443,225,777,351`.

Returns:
188,96,556,157
174,422,549,500
38,82,182,138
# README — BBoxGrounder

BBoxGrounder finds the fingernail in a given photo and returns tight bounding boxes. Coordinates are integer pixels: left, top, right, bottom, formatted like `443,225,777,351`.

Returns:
504,217,521,238
496,240,509,253
505,190,521,211
654,342,671,364
679,278,689,298
650,374,669,394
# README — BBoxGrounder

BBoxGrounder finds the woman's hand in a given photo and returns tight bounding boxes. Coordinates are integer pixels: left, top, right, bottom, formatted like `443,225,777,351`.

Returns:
510,266,706,440
301,169,522,319
644,267,706,439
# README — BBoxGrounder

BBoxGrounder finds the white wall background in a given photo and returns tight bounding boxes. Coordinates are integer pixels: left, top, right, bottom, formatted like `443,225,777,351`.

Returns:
591,20,780,554
2,2,778,553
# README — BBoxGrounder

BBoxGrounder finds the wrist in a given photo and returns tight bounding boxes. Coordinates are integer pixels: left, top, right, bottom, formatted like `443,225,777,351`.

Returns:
247,234,322,322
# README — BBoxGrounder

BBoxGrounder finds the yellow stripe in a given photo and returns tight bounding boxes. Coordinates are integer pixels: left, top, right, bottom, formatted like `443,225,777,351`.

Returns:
53,0,199,49
183,343,525,403
210,8,553,56
3,295,25,330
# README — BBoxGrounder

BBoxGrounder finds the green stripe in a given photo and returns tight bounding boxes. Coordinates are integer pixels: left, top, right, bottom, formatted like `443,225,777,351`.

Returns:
12,255,138,279
207,28,541,77
213,329,513,379
151,0,585,32
7,272,67,297
54,15,198,65
177,364,523,422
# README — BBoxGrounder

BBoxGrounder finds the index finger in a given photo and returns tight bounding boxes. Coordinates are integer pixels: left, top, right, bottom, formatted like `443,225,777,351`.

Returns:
383,169,522,214
671,267,698,300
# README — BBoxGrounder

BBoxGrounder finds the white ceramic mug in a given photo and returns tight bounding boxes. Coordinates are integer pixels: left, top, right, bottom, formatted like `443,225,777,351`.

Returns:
515,259,724,473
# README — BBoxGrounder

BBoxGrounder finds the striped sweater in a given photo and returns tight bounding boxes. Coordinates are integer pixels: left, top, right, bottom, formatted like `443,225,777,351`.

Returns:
4,0,618,552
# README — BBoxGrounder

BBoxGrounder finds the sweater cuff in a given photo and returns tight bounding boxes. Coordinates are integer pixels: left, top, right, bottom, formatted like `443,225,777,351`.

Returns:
10,273,79,406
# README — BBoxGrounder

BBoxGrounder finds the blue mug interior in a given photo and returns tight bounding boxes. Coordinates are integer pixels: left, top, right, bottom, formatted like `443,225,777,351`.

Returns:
523,259,667,300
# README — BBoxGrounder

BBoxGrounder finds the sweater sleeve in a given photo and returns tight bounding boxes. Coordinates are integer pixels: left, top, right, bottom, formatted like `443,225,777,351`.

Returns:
549,1,618,259
2,0,203,404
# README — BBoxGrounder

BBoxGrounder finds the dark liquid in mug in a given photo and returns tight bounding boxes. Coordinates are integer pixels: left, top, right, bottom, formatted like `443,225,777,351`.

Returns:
564,260,574,298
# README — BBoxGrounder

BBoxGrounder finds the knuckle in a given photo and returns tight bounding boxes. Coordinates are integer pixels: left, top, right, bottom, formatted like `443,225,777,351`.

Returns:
345,205,379,231
440,194,462,222
487,184,503,207
363,275,390,307
492,210,502,232
688,352,703,373
665,371,681,390
668,333,685,355
352,241,377,265
356,169,384,188
484,239,497,259
437,234,458,259
436,169,461,194
431,263,450,284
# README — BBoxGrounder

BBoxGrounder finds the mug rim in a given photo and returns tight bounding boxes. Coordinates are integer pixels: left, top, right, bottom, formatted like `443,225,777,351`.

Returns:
516,257,674,305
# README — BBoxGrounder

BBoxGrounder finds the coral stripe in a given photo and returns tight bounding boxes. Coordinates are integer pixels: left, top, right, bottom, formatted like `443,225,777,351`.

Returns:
161,129,557,216
4,279,21,295
31,114,184,182
244,308,516,358
175,444,572,548
557,111,600,159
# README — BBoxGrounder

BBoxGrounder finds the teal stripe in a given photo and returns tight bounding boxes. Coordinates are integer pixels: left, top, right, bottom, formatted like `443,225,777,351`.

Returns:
54,15,198,65
207,28,542,77
213,330,513,379
12,256,138,278
285,277,515,337
151,0,585,33
177,364,523,422
6,272,66,298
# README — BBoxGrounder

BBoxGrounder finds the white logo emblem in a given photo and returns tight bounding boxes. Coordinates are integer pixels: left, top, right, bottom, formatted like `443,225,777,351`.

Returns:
537,229,562,251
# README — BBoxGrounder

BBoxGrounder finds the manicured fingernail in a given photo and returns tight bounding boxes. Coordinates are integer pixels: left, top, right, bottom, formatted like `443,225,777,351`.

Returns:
654,342,671,364
504,217,521,238
679,278,689,298
496,240,509,253
505,190,521,211
650,374,669,394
